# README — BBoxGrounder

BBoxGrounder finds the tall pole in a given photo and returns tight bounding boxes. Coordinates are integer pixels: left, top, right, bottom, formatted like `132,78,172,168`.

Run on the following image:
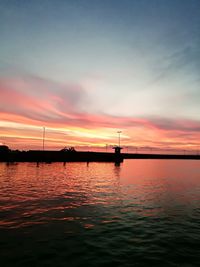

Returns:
117,131,122,147
42,127,45,151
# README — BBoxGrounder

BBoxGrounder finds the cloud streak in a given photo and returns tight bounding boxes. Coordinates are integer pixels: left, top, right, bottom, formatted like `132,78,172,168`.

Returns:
1,74,200,150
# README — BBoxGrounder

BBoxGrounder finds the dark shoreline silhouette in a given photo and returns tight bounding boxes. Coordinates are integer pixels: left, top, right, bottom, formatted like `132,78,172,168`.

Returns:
0,146,200,163
123,153,200,160
0,150,122,163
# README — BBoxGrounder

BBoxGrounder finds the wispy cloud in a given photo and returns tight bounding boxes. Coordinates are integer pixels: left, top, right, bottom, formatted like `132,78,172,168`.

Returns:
1,74,200,131
1,74,200,150
0,74,89,124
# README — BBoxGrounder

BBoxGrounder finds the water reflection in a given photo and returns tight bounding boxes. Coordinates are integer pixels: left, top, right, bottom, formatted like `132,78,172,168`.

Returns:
0,160,200,226
0,160,200,266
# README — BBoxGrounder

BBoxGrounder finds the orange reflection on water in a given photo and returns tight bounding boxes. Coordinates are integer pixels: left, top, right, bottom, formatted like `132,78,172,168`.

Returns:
0,160,200,229
120,160,200,217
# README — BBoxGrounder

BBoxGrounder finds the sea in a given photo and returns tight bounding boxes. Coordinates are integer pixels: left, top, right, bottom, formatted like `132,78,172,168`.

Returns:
0,160,199,267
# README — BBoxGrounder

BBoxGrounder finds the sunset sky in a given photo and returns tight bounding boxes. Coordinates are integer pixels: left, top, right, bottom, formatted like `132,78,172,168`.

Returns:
0,0,200,152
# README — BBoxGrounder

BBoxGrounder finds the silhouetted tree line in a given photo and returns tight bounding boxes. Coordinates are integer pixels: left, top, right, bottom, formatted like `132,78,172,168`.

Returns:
60,147,76,152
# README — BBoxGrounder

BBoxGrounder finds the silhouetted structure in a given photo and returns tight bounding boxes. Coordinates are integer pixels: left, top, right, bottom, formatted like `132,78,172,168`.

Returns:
0,145,10,152
113,146,123,155
112,146,123,163
1,145,200,162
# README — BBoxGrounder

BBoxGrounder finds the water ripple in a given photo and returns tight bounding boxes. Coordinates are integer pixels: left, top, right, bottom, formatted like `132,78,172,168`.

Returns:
0,160,200,266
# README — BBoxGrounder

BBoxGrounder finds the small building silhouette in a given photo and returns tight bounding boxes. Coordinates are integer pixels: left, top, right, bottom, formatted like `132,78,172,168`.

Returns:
112,146,123,155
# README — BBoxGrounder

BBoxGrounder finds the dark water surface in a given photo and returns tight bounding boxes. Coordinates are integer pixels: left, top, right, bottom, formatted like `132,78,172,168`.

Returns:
0,160,199,267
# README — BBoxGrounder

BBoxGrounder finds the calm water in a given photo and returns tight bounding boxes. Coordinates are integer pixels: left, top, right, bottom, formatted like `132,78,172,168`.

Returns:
0,160,199,267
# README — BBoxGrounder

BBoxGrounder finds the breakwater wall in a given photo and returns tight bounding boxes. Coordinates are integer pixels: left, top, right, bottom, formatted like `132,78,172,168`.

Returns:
1,150,200,163
122,153,200,160
0,150,123,163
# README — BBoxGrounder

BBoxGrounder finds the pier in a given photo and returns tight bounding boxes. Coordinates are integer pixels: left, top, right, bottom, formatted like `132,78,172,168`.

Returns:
0,146,200,163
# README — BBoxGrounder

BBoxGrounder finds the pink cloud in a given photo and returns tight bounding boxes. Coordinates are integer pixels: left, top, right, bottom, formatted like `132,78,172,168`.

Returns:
1,74,200,150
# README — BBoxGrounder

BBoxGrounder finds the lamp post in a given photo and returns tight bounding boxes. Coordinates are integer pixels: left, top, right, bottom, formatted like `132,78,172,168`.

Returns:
106,144,108,152
42,127,45,151
117,131,122,147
